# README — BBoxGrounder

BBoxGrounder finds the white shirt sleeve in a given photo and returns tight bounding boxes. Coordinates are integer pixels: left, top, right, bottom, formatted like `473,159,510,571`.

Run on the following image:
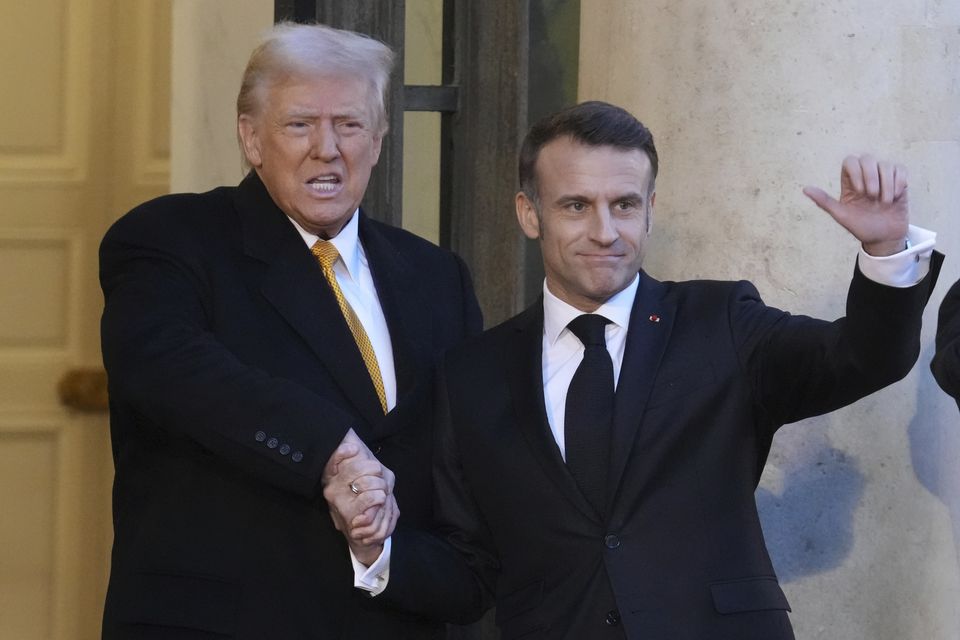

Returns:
856,225,936,287
349,536,391,596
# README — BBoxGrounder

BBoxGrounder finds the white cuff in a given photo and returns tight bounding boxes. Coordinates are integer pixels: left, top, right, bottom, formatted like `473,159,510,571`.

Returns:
857,225,936,288
350,536,391,596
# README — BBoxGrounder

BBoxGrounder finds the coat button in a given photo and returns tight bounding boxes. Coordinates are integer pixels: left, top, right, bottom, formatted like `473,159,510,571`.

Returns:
279,444,291,455
255,430,267,442
604,534,621,549
266,437,278,449
291,451,304,463
605,609,620,626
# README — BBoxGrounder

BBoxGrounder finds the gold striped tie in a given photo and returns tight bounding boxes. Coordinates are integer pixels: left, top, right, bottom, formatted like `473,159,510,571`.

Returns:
311,240,387,413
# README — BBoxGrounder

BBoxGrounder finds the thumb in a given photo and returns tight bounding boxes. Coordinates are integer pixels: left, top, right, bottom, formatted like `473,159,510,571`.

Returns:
322,443,360,482
802,185,846,224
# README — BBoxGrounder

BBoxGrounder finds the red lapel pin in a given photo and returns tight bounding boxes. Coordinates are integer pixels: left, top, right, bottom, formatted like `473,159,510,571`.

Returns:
648,314,661,323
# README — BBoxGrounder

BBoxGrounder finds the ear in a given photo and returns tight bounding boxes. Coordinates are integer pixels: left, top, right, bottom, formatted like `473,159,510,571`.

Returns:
516,192,541,240
646,191,655,234
237,115,263,168
370,134,383,167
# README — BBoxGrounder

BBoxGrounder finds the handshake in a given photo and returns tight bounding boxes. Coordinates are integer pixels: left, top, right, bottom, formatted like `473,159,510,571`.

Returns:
321,428,398,566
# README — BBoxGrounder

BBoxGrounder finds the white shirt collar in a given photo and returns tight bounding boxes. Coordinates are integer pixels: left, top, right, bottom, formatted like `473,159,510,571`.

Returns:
288,209,362,279
542,274,640,345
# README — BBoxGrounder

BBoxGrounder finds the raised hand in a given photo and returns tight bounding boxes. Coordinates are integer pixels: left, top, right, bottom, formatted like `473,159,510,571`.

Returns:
803,154,909,257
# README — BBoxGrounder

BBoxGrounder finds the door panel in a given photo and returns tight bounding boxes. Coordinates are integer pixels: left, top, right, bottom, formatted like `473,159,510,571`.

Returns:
0,1,171,637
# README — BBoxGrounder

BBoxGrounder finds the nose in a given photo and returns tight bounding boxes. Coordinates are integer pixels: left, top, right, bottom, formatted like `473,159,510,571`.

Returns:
590,206,619,245
309,121,340,161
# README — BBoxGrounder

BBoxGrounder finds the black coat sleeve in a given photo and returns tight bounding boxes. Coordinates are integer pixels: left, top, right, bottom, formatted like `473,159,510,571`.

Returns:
932,277,960,403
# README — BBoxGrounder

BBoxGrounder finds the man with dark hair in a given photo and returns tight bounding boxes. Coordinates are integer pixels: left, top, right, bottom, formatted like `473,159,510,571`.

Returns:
327,100,940,639
932,280,960,406
99,22,480,639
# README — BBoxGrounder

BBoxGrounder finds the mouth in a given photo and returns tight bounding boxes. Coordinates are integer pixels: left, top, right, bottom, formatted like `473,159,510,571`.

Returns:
580,253,624,261
306,174,342,194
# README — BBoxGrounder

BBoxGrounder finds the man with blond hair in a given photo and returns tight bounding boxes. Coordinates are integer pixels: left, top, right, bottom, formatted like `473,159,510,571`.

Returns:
99,22,480,639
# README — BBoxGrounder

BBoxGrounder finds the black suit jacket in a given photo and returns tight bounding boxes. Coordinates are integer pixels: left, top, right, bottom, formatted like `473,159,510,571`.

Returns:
99,172,482,639
383,261,940,640
932,278,960,406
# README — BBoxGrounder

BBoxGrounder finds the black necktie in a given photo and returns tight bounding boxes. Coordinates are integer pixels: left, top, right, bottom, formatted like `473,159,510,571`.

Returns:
564,313,614,516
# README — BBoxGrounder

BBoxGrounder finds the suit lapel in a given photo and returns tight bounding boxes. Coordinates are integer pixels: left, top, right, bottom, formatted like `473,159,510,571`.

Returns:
607,272,675,503
505,301,599,522
235,173,385,434
358,214,431,403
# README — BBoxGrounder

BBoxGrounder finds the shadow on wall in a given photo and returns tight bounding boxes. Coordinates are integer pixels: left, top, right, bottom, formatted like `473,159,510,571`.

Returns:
756,418,865,583
908,343,960,560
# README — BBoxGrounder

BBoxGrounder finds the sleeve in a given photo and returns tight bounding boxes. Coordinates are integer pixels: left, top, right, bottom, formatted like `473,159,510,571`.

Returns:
932,278,960,402
856,224,936,287
735,252,943,429
99,210,357,498
369,359,493,624
454,252,484,336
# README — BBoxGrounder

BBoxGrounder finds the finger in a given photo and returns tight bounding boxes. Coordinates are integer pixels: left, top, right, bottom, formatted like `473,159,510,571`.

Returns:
841,155,865,194
803,186,841,216
339,458,386,481
351,504,384,540
803,186,858,236
340,428,376,460
362,496,398,545
859,154,880,198
383,466,396,494
348,475,388,495
354,488,388,513
878,160,895,204
328,508,346,532
322,444,361,482
350,504,379,530
893,164,908,200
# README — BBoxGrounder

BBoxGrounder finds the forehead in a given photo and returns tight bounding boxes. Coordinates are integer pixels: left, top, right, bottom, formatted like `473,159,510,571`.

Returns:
261,73,373,116
535,137,653,195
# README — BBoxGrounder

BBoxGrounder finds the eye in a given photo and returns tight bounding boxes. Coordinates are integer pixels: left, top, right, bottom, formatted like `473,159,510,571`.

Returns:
567,202,586,212
286,121,309,134
337,120,365,134
615,200,637,211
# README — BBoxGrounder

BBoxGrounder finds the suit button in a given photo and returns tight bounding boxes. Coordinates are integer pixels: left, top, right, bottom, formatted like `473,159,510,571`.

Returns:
255,430,267,442
291,451,304,463
604,534,621,549
266,437,279,449
279,444,291,455
605,609,620,626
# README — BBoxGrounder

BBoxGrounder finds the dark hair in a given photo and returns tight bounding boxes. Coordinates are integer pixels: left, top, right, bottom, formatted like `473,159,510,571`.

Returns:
518,101,658,205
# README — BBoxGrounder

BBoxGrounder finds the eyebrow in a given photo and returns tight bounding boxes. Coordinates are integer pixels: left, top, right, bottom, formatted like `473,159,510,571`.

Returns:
280,108,367,121
554,191,647,206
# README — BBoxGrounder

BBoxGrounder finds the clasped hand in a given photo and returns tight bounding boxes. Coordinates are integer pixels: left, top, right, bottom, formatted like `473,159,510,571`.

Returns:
322,428,399,566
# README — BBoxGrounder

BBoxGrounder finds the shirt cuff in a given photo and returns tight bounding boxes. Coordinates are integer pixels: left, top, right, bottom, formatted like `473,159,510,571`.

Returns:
857,225,936,288
350,536,391,596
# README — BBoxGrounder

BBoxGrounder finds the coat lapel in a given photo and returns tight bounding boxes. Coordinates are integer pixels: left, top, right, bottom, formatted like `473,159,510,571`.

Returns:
235,173,385,434
358,214,431,403
607,272,675,504
504,301,600,522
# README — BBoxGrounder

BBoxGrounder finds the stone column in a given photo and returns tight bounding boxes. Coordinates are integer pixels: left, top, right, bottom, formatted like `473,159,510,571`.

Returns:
581,1,960,637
